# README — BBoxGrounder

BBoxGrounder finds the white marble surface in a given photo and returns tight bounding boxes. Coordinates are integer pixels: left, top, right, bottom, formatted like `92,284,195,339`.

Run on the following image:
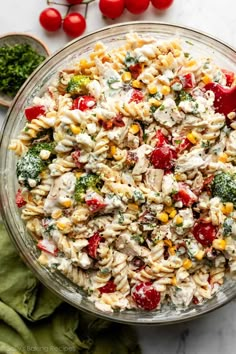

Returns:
1,0,236,353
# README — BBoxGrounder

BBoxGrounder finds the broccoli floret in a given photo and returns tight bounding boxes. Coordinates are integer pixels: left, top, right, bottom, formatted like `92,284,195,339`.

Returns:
175,90,193,105
223,217,233,236
211,172,236,206
74,173,102,202
16,152,45,188
66,75,90,96
29,142,56,156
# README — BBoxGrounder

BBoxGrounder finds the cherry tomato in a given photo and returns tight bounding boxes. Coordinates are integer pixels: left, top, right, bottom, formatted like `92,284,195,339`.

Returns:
37,239,58,256
205,82,236,117
39,8,62,32
174,185,197,207
151,0,174,10
132,282,161,310
150,145,176,170
180,73,196,89
73,96,96,111
99,0,125,19
175,137,192,154
156,130,169,147
63,13,86,37
24,105,46,121
129,89,144,103
129,63,143,79
85,198,107,213
192,222,217,247
87,232,102,259
222,69,235,87
125,0,150,15
15,189,26,208
66,0,83,4
98,280,116,294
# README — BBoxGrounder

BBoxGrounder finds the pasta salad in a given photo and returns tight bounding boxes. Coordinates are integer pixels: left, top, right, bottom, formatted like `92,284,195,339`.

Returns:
10,32,236,312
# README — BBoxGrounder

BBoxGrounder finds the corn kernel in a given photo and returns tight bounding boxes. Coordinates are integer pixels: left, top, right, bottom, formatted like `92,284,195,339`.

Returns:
172,276,177,286
175,215,183,225
165,206,175,214
169,210,177,219
129,124,140,135
212,239,226,251
202,74,212,84
173,49,181,57
186,59,197,67
56,222,66,231
183,259,193,270
148,84,158,95
132,80,143,89
79,59,89,69
113,148,124,161
76,172,83,179
161,85,170,95
148,98,162,107
221,202,234,215
195,250,205,261
110,145,117,156
60,199,72,208
164,239,172,247
218,153,228,163
128,203,139,211
122,71,132,82
169,246,176,255
51,209,62,219
175,173,187,182
186,131,199,145
157,212,169,223
70,124,81,135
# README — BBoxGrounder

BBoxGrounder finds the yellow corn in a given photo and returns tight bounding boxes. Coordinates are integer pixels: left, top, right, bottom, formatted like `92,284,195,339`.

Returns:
186,59,197,67
221,202,234,215
79,59,91,69
164,206,175,214
129,124,140,135
169,210,177,219
75,172,83,178
218,153,228,163
171,276,177,286
175,215,183,225
110,145,117,156
164,239,172,247
195,250,205,261
128,203,139,211
157,212,169,223
148,84,158,95
51,209,62,219
148,98,162,107
183,259,193,270
56,222,66,231
132,80,143,89
169,246,176,255
173,49,181,57
122,71,132,82
175,173,187,182
212,239,226,251
202,74,212,85
186,131,199,145
60,199,72,208
70,124,81,135
161,85,170,95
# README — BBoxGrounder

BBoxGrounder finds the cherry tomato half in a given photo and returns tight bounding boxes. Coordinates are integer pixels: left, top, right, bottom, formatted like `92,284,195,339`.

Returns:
192,221,217,247
132,282,161,310
39,8,62,32
150,145,177,170
125,0,150,15
63,13,86,37
66,0,83,4
151,0,174,10
99,0,125,19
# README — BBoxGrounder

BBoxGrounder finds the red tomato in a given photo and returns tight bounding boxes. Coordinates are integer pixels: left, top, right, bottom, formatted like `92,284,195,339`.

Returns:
192,222,217,247
73,96,96,111
66,0,83,3
150,145,176,170
87,232,102,259
125,0,150,15
132,282,161,310
15,189,26,208
151,0,174,10
39,8,62,32
222,69,235,87
86,199,107,213
63,13,86,37
98,280,116,294
156,130,169,147
99,0,125,19
24,105,46,122
129,89,144,103
174,186,197,207
175,137,192,154
129,63,143,79
37,239,58,256
71,150,83,168
180,73,196,89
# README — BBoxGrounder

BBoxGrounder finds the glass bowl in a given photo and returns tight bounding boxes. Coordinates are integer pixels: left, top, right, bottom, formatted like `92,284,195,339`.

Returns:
1,22,236,325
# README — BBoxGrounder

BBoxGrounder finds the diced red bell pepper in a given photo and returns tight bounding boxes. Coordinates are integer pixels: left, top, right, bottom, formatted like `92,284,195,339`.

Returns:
129,89,144,103
132,282,161,311
192,221,217,247
156,130,169,147
174,184,198,206
98,280,116,294
222,69,235,87
73,96,96,111
37,239,58,256
87,232,102,259
204,82,236,117
175,137,192,154
180,73,196,89
15,189,26,208
129,63,143,79
150,145,177,170
24,105,46,122
71,150,83,169
85,198,107,213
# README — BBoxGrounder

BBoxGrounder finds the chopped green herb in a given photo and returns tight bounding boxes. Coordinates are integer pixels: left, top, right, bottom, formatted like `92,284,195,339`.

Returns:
118,211,124,224
184,52,190,58
132,234,144,244
185,40,194,46
124,52,137,67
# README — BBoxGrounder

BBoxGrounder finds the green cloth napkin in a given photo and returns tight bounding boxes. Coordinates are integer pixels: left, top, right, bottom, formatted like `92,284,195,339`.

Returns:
0,223,141,354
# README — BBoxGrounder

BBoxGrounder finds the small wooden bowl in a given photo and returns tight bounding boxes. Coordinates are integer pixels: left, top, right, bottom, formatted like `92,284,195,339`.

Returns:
0,32,50,108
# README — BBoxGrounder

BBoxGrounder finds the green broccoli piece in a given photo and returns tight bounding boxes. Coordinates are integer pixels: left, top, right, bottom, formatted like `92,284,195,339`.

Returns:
16,152,45,188
223,217,233,236
211,172,236,206
66,75,90,96
74,173,102,202
175,90,193,105
29,142,56,156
